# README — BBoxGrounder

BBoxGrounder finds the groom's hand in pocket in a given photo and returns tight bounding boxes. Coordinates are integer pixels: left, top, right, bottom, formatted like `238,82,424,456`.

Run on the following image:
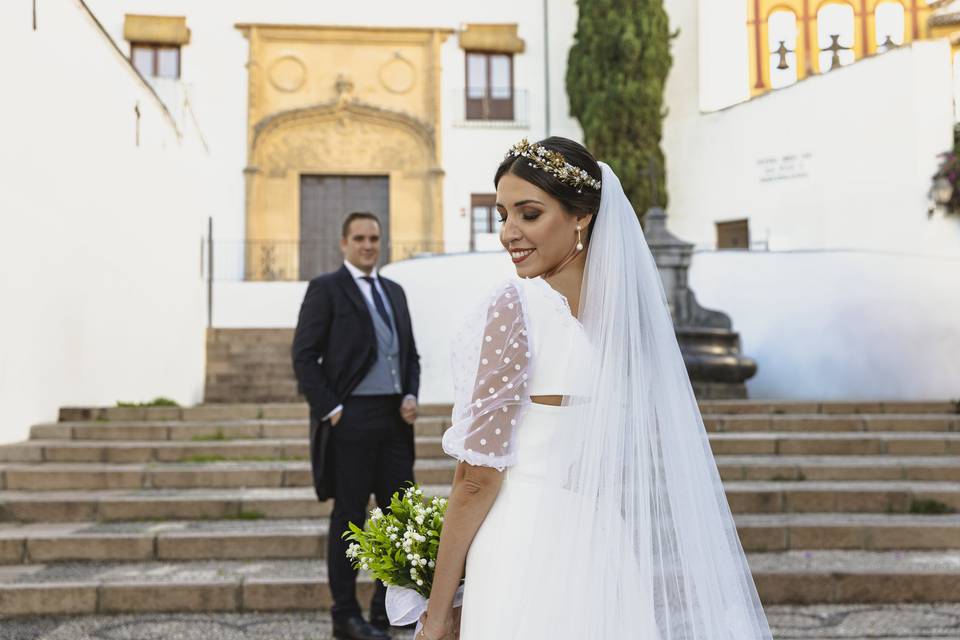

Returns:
400,396,418,425
330,409,343,427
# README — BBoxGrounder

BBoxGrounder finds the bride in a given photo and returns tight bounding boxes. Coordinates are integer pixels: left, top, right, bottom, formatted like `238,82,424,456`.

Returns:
417,137,772,639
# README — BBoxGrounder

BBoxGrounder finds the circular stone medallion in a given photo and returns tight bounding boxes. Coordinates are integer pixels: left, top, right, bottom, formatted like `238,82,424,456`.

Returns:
379,54,416,94
268,55,307,93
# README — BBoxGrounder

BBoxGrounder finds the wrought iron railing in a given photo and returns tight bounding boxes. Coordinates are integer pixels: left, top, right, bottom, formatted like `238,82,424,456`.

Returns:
205,239,475,283
449,88,530,128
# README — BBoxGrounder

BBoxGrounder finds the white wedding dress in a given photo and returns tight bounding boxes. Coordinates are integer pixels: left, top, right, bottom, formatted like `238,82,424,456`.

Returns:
440,162,772,639
443,276,657,639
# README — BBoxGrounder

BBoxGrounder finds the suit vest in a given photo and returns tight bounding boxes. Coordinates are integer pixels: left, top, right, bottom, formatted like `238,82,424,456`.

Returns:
352,288,403,396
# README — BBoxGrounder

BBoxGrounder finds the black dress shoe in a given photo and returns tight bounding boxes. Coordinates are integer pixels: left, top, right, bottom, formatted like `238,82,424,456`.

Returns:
371,612,416,632
369,611,390,630
332,615,390,640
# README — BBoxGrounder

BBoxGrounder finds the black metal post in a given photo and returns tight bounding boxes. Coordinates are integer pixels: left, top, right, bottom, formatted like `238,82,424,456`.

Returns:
542,0,551,137
207,217,213,329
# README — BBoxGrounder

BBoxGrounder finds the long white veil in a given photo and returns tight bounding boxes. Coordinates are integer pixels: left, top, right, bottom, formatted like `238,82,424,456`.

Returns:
512,162,772,638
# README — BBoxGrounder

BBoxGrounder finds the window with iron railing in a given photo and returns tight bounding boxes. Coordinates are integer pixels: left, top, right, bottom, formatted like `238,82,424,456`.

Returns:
465,51,514,120
471,194,498,236
470,194,502,252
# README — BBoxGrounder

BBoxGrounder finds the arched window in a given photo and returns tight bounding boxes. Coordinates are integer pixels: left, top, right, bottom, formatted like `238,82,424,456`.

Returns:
768,10,799,88
817,3,856,71
875,2,905,52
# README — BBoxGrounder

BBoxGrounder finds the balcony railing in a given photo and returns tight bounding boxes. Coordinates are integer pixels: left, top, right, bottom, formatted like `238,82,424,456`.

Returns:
449,88,530,129
206,239,475,282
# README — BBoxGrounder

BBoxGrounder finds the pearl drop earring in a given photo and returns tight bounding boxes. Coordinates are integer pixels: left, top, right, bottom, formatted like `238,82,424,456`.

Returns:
576,225,583,252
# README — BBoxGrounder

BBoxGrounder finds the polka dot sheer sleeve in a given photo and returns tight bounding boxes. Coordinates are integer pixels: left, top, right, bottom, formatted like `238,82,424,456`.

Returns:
443,281,532,470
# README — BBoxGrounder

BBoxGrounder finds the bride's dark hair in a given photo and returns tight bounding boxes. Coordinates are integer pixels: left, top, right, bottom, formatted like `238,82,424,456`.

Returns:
494,136,602,240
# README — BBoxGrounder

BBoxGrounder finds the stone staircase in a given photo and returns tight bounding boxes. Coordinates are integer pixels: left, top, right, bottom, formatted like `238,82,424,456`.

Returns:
205,329,300,403
0,400,959,616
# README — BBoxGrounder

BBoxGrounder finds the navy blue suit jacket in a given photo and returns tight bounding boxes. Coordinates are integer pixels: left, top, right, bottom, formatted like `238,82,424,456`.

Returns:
291,265,420,500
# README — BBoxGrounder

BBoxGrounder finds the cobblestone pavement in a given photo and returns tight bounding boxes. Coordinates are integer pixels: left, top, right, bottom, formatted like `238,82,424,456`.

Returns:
0,605,958,640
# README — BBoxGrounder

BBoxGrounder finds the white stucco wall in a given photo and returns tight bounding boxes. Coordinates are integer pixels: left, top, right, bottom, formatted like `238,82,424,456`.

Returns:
60,0,957,407
212,282,308,328
690,250,960,400
83,0,584,277
382,253,516,404
208,250,512,334
372,251,960,403
666,0,960,255
696,0,960,115
696,0,750,112
0,0,209,444
78,0,960,261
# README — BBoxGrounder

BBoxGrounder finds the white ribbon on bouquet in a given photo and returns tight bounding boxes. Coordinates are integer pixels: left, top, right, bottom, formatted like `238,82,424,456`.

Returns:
386,583,464,636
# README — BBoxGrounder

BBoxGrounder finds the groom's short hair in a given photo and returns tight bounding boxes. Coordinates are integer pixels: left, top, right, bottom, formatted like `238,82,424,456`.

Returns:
342,212,381,238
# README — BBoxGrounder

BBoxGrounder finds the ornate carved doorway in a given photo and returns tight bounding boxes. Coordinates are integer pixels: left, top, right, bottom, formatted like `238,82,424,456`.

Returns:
237,24,450,281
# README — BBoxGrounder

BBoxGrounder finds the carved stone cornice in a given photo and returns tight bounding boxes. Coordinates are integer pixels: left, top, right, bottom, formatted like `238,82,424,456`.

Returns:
251,98,436,156
459,23,525,53
124,14,191,45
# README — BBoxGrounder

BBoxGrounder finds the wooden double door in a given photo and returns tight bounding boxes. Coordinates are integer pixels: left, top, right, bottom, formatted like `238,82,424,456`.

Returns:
299,175,389,279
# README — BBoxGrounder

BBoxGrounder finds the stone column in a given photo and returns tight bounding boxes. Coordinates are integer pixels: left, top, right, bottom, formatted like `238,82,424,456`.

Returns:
644,207,757,399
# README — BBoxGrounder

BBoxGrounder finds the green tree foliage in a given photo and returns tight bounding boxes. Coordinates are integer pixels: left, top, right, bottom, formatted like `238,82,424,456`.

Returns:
566,0,674,218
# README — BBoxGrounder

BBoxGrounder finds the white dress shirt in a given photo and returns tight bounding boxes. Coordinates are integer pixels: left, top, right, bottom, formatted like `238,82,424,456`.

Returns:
324,261,417,421
343,259,389,312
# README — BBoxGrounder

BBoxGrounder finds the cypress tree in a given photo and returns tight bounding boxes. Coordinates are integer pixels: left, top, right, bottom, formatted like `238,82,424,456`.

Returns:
566,0,674,218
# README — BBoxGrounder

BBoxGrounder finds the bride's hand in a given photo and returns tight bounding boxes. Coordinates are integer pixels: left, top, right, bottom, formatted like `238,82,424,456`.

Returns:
418,612,455,640
452,606,462,638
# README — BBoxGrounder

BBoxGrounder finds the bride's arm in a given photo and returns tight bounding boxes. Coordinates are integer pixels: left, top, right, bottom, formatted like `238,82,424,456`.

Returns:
423,281,531,638
422,462,503,635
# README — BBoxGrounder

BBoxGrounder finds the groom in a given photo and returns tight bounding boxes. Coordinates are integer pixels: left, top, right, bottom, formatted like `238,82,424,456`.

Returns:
292,212,420,640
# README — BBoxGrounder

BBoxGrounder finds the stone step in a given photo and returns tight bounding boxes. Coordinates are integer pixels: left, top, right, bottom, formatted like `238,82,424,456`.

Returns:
201,387,302,405
716,455,960,482
203,375,297,386
30,417,451,442
2,456,958,491
1,551,958,615
0,487,339,523
748,550,960,604
15,429,960,460
57,401,960,424
34,415,960,445
1,481,957,523
0,438,313,464
0,459,454,491
59,405,307,424
703,414,960,433
725,480,960,514
699,401,960,415
57,404,455,423
710,432,960,456
736,513,960,552
1,513,958,566
0,560,354,616
0,437,447,464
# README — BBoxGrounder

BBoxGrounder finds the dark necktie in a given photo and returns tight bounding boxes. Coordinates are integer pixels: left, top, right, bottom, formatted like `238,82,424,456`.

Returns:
361,276,393,332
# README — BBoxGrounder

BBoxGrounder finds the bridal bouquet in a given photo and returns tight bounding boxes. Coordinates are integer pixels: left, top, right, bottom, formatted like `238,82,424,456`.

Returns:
344,484,444,597
343,484,463,628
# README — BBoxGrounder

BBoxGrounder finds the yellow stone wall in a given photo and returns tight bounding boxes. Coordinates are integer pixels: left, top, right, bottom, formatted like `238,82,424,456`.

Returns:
124,14,191,45
747,0,935,97
237,24,451,280
929,12,960,58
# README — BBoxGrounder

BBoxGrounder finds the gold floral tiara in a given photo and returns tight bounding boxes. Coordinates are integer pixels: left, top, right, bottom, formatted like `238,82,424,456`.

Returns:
505,138,602,192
